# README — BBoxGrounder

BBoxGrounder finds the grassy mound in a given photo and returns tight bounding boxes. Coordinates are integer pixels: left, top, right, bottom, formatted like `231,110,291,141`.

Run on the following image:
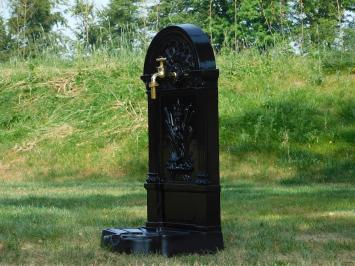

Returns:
0,50,354,184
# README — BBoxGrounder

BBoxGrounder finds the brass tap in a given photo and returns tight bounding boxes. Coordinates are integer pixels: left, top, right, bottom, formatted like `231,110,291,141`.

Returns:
149,57,177,99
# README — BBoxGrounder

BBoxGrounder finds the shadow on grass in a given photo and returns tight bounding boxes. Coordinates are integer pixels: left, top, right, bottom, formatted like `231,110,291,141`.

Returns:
0,191,146,243
221,184,354,212
222,213,355,264
220,184,355,263
0,181,354,264
0,192,145,210
30,168,143,182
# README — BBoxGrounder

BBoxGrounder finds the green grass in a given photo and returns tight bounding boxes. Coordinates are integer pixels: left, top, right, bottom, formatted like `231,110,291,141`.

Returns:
0,49,354,184
0,180,354,265
0,48,354,264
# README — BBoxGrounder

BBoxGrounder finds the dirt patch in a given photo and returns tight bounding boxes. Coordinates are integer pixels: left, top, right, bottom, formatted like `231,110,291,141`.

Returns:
46,72,81,96
221,153,295,181
0,161,10,172
43,124,75,139
0,159,25,181
334,251,355,264
293,80,306,87
13,141,38,152
309,211,355,219
0,152,31,181
327,211,355,218
0,68,14,82
296,232,354,243
13,124,75,153
21,243,35,251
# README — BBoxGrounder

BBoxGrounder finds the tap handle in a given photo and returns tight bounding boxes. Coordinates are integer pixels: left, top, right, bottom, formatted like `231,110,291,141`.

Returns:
156,57,166,68
156,57,166,63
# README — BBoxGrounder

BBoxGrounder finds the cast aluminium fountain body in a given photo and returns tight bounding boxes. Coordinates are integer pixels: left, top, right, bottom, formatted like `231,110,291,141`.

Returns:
101,24,223,256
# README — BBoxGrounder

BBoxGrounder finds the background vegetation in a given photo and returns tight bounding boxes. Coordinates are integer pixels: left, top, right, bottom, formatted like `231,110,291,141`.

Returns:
0,0,354,265
0,0,354,57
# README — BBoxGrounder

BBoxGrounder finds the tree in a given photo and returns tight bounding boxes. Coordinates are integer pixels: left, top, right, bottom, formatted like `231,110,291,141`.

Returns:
147,0,231,47
99,0,141,40
103,0,140,29
0,16,11,60
147,0,355,51
148,0,289,49
71,0,98,48
7,0,65,57
233,0,289,49
291,0,355,49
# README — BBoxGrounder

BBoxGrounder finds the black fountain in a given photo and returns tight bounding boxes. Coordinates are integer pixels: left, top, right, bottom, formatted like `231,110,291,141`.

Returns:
101,24,223,256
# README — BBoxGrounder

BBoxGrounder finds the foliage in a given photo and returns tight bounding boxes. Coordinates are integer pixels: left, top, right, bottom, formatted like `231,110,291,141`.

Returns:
94,0,143,48
233,0,288,49
7,0,65,57
71,0,96,48
148,0,354,50
0,16,11,60
0,0,354,56
290,0,355,50
101,0,141,31
68,0,144,50
148,0,232,46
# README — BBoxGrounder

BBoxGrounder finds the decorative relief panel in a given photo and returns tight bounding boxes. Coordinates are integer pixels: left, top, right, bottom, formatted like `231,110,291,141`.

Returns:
164,99,195,182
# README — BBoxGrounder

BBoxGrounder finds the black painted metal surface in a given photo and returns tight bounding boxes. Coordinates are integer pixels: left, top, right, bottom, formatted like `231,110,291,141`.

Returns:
101,24,223,256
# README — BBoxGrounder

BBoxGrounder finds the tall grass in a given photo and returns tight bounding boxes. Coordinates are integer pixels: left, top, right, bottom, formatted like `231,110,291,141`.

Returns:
0,44,354,184
218,48,354,184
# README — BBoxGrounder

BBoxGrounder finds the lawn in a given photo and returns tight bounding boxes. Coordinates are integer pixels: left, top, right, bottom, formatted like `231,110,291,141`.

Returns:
0,180,354,265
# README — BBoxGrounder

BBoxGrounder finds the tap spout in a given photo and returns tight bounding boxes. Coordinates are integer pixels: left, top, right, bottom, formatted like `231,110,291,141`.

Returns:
149,72,161,99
